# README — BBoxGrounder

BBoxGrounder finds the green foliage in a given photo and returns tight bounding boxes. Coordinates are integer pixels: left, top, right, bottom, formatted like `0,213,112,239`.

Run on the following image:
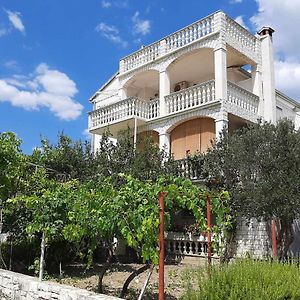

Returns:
116,176,231,263
182,260,300,300
203,119,300,222
0,132,26,200
8,179,77,243
31,133,95,182
63,178,118,265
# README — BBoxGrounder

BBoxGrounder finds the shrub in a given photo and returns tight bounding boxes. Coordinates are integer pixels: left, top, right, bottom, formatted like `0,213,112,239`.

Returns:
182,260,300,300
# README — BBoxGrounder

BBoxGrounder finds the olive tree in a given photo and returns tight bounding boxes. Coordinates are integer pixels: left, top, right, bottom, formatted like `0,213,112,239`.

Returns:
203,119,300,259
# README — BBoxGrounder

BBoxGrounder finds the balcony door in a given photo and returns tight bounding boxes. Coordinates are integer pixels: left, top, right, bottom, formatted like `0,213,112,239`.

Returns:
170,118,215,160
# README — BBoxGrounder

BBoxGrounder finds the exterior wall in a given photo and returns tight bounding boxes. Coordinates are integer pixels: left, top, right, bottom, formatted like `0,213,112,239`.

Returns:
234,218,300,258
234,219,272,258
0,269,122,300
276,92,298,123
93,77,120,109
170,118,215,159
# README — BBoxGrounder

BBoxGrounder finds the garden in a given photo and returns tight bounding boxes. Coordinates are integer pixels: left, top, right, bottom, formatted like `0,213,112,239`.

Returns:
1,119,300,299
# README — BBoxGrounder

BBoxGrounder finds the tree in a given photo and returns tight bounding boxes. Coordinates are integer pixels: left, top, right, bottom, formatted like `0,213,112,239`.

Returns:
0,132,27,201
203,119,300,259
9,178,76,279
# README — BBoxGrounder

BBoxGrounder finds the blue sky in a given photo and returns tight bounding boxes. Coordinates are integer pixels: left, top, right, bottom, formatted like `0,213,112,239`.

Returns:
0,0,299,153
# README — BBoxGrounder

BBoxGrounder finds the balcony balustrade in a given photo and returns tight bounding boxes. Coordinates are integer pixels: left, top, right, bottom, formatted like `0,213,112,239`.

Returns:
89,97,159,130
120,14,215,73
165,231,219,258
165,80,216,114
227,82,259,114
89,81,259,131
120,12,260,73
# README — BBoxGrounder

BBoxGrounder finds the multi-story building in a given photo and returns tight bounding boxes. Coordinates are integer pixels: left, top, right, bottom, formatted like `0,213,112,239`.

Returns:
88,11,300,258
88,11,300,160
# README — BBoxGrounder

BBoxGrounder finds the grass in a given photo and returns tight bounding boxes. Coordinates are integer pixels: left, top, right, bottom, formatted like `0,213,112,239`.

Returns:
181,259,300,300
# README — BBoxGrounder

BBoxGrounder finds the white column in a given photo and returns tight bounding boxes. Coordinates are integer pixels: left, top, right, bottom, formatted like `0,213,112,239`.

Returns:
159,69,170,116
258,27,276,124
159,132,170,155
215,111,228,141
214,46,227,102
252,64,263,117
118,87,126,100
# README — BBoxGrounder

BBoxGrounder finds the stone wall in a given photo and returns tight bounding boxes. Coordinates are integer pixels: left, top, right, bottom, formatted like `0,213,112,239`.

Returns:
234,218,272,258
234,218,300,258
0,269,122,300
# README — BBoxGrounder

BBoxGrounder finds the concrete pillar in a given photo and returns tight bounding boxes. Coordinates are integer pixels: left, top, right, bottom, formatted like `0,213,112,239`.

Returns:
258,27,276,124
214,46,227,102
159,132,170,155
118,87,127,100
215,111,228,141
92,134,102,153
252,64,263,117
159,70,170,116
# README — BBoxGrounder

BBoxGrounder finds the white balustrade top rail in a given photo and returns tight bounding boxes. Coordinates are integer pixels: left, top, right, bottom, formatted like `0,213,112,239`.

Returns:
227,81,259,114
89,81,260,131
120,12,216,73
165,80,216,114
226,17,258,54
119,12,260,73
89,97,159,129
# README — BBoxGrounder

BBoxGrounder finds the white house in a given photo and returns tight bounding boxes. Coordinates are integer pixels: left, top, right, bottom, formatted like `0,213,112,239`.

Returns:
88,11,300,259
88,11,300,158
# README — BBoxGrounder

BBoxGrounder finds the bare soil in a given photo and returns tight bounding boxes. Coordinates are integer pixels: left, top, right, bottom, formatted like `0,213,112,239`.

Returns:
51,262,202,299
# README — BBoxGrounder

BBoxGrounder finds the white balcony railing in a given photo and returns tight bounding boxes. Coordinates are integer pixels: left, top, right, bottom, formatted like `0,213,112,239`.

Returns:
227,82,259,114
226,17,258,54
165,231,219,258
89,97,159,129
165,80,216,114
89,82,260,131
120,13,216,73
120,12,260,73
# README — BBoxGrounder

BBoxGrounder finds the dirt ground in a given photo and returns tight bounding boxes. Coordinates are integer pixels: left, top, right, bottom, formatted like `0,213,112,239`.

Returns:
51,262,204,299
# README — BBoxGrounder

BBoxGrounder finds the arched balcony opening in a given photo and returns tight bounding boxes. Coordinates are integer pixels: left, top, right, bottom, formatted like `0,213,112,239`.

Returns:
137,130,159,152
124,69,159,102
170,117,215,160
167,48,215,94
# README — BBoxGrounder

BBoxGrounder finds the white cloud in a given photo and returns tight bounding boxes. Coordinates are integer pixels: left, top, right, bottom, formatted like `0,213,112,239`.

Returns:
95,22,127,47
275,60,300,100
0,26,9,37
251,0,300,101
230,0,243,3
132,11,151,36
5,10,25,34
82,129,91,139
234,16,248,30
101,0,111,8
4,60,19,71
0,63,83,120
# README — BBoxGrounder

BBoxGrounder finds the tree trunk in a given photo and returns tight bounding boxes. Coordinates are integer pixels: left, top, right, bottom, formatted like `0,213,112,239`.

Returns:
120,263,150,298
39,232,46,281
277,218,294,261
97,247,114,293
138,264,154,300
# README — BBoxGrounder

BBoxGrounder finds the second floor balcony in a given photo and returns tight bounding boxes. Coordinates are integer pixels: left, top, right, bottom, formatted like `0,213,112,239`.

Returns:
89,80,259,133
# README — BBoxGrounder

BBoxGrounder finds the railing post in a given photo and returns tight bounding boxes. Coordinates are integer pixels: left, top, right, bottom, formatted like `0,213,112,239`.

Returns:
119,59,125,73
206,196,212,266
159,192,166,300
